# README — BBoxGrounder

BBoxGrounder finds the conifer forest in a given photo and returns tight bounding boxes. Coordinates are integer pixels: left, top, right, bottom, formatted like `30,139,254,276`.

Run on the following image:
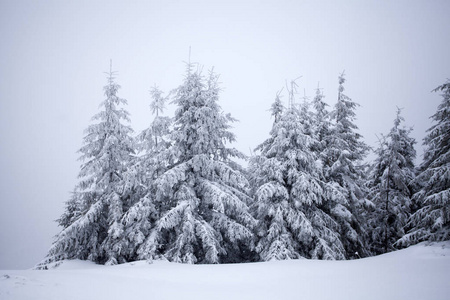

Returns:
38,63,450,267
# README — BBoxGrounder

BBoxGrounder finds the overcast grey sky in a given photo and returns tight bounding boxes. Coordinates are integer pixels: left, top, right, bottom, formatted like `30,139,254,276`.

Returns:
1,0,449,269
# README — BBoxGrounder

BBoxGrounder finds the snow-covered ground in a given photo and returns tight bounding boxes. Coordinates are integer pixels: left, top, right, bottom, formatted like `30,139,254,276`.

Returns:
1,241,449,300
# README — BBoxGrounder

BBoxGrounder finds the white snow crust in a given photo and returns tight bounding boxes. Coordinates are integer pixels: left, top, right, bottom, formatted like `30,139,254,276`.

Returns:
1,241,449,300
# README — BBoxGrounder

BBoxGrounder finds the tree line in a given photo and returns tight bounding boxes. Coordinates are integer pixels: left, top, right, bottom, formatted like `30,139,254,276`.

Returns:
37,62,450,267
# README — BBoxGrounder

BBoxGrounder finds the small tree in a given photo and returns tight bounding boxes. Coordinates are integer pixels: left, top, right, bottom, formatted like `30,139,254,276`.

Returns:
40,65,135,266
368,108,416,254
398,80,450,246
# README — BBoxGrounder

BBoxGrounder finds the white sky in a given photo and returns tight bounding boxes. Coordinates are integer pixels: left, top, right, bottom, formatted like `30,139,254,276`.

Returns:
0,0,449,269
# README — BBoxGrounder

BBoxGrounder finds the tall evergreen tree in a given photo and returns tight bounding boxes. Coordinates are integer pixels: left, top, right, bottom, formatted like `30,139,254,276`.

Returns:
399,80,450,245
40,65,135,266
324,72,371,258
368,109,416,254
250,85,346,261
139,65,255,264
120,86,173,262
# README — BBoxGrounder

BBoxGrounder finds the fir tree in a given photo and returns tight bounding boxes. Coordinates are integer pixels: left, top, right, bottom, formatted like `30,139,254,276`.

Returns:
271,90,284,124
139,65,255,264
40,65,135,266
324,72,371,258
368,108,416,254
120,86,172,261
250,84,346,261
399,80,450,245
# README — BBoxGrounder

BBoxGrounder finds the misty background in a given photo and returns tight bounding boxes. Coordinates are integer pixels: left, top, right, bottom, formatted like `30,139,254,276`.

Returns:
0,0,449,269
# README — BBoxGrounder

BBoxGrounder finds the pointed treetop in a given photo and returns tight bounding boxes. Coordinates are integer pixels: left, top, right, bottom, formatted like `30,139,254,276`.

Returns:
312,82,328,115
315,82,324,96
105,59,117,85
314,82,325,100
286,76,301,109
270,89,284,123
184,47,199,76
301,88,310,104
338,71,347,97
149,85,167,117
313,83,325,103
338,70,346,84
393,107,404,128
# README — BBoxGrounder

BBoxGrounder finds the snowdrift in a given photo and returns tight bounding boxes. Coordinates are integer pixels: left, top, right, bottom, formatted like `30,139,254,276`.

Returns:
1,241,449,300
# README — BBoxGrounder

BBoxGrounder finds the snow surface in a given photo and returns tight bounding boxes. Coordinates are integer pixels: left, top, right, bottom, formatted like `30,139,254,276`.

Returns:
1,242,449,300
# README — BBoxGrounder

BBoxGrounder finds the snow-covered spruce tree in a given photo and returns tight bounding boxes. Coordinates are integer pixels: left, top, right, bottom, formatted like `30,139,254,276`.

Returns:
398,80,450,246
249,86,346,261
324,72,371,258
312,86,330,151
367,108,416,254
138,65,255,264
119,86,173,261
39,66,135,267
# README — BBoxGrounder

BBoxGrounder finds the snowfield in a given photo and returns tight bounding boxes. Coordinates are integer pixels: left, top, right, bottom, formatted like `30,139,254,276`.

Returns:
1,242,449,300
